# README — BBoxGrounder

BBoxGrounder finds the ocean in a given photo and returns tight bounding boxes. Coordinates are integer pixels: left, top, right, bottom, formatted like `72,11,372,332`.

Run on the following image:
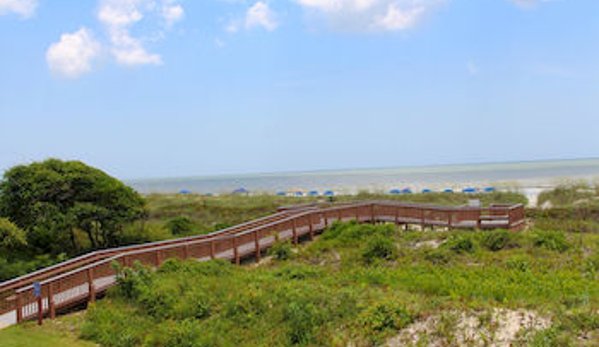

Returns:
126,158,599,200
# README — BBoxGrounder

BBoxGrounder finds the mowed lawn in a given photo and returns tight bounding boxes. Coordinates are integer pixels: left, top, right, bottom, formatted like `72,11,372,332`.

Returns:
0,313,95,347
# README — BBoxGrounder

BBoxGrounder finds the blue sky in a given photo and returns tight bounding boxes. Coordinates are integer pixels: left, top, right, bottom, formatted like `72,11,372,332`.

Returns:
1,0,597,179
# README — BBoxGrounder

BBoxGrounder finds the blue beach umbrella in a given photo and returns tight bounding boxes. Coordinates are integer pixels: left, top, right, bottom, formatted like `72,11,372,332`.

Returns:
402,189,412,194
232,187,249,194
276,191,287,196
422,189,432,194
294,191,304,196
179,189,191,194
323,190,335,196
308,190,319,196
462,187,477,193
389,189,401,195
444,189,454,193
484,187,496,193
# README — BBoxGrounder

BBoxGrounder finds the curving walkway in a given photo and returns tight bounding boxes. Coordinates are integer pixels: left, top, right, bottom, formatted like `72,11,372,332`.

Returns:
0,201,524,327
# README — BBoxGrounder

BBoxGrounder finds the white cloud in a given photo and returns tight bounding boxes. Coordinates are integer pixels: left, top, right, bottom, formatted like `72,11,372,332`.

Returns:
0,0,36,18
246,2,278,31
46,28,101,78
162,0,184,27
373,4,425,30
97,0,182,67
293,0,440,32
506,0,561,9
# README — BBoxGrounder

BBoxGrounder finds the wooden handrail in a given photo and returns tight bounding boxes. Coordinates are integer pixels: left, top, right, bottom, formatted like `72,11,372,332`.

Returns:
1,201,524,325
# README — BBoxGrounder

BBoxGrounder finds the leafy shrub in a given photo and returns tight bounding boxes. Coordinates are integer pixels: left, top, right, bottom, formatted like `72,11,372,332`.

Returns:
284,299,320,345
444,234,476,254
137,277,180,319
268,239,294,261
322,222,396,246
533,230,571,252
480,229,517,251
362,235,398,263
530,326,562,347
213,222,233,231
146,319,204,347
113,261,154,300
274,263,323,280
224,285,268,322
166,216,195,235
175,288,212,320
358,300,412,338
505,256,530,272
81,301,150,347
423,248,453,265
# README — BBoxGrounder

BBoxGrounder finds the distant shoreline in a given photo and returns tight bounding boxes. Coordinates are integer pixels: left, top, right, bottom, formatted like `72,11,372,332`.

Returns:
125,158,599,207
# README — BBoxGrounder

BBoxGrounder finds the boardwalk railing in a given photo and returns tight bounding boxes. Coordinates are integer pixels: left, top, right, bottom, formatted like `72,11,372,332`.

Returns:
0,201,524,325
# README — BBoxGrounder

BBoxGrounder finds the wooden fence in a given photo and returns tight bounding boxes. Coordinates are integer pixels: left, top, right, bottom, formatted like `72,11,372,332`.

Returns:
0,201,524,325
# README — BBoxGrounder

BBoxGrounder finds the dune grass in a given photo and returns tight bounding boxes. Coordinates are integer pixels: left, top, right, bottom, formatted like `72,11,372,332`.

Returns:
75,220,599,346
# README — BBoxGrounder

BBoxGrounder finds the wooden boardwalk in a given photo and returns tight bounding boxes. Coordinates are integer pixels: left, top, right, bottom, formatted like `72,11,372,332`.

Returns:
0,201,524,327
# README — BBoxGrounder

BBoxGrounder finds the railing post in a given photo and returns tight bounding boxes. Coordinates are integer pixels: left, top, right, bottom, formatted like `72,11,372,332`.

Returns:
156,251,162,267
48,282,55,319
447,211,453,230
15,291,22,324
476,209,482,229
87,268,96,303
233,237,240,266
309,214,315,240
324,211,329,228
420,208,425,231
394,206,399,225
254,230,261,262
355,206,360,222
183,244,189,260
37,294,43,326
210,240,216,260
292,219,298,246
370,204,375,223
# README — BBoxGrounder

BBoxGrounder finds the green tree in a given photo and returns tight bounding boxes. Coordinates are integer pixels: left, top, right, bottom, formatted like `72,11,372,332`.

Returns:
0,217,27,254
0,159,147,254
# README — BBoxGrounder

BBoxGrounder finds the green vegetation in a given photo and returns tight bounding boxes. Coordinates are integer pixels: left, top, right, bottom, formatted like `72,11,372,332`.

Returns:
2,184,599,346
0,313,96,347
0,158,526,282
0,159,146,281
68,220,598,347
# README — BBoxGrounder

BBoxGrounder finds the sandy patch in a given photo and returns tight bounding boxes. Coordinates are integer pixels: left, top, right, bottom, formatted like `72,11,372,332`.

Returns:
413,240,443,249
386,308,551,347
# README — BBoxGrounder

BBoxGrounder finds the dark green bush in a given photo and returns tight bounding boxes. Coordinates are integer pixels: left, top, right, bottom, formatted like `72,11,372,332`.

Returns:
268,239,294,261
533,230,571,252
362,235,398,263
284,300,320,345
175,289,212,320
166,216,195,235
444,234,476,254
423,248,453,265
358,299,412,337
480,229,517,251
